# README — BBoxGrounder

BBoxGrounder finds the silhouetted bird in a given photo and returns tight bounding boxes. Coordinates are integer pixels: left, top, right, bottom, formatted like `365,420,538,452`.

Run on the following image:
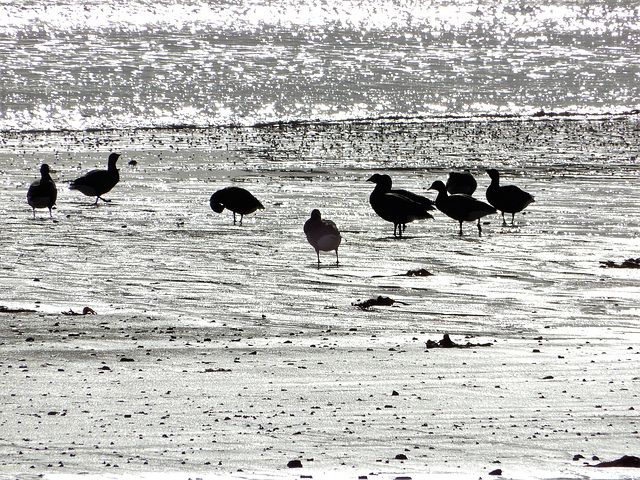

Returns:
485,169,535,225
429,180,496,236
304,209,341,267
209,186,264,225
27,163,57,218
367,173,434,237
446,170,477,195
70,153,120,204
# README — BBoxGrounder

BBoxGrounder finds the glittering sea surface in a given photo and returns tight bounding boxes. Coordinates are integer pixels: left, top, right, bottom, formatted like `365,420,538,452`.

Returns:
1,0,639,131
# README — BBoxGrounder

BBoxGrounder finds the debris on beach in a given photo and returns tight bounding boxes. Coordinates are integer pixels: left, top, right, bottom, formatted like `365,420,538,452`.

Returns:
592,455,640,468
600,258,640,268
354,296,406,310
425,333,492,349
0,306,36,313
398,268,433,277
61,306,97,316
373,267,433,278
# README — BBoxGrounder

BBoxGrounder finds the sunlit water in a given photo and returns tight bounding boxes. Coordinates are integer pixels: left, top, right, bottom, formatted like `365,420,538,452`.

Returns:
0,0,639,131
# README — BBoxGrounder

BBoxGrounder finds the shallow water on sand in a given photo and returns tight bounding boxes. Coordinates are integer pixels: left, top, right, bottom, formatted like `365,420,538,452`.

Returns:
1,118,640,478
3,118,640,333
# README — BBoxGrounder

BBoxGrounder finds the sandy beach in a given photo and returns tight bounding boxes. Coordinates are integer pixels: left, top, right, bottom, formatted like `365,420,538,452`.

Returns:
1,117,640,480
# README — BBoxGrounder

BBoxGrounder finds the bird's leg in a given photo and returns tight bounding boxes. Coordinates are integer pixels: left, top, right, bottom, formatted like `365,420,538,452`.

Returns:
511,213,516,226
32,209,36,219
335,249,339,266
239,214,244,226
316,251,321,269
477,219,483,236
232,212,237,225
501,211,507,226
48,207,53,218
458,221,463,235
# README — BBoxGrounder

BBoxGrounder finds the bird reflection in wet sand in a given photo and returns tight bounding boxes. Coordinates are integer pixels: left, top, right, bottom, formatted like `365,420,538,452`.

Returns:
429,180,496,236
27,163,57,218
304,209,341,268
209,186,264,225
486,169,535,226
70,153,120,204
367,173,434,237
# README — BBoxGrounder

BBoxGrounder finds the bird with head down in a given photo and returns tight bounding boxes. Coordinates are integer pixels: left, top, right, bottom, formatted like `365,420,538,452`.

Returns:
209,186,264,225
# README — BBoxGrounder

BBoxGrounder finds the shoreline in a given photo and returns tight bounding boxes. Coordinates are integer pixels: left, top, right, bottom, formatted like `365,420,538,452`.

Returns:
1,109,639,136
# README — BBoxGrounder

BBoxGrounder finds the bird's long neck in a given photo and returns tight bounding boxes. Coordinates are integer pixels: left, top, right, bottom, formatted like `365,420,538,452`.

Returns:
435,188,448,205
374,180,392,193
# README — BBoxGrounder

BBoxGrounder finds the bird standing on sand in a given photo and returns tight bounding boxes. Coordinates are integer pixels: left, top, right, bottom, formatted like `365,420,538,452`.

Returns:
367,173,434,237
27,163,57,218
70,153,120,204
446,170,477,195
485,169,535,225
209,186,264,225
304,209,341,267
429,180,496,236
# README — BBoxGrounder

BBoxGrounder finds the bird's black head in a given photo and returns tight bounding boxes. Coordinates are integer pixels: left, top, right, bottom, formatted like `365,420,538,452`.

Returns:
486,169,499,180
367,173,392,188
428,180,446,192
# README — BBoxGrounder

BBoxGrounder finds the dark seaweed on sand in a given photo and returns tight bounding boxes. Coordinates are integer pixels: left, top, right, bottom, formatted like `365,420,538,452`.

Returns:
592,455,640,468
398,268,433,277
0,306,36,313
600,258,640,269
353,296,397,310
372,268,433,278
425,333,492,349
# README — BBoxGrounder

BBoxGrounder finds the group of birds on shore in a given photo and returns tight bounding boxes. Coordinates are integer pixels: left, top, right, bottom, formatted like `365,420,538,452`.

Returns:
369,169,535,238
303,170,534,266
26,153,534,267
27,153,121,217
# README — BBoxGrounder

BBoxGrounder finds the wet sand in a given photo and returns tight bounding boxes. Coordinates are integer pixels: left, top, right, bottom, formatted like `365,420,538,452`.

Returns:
1,117,639,480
